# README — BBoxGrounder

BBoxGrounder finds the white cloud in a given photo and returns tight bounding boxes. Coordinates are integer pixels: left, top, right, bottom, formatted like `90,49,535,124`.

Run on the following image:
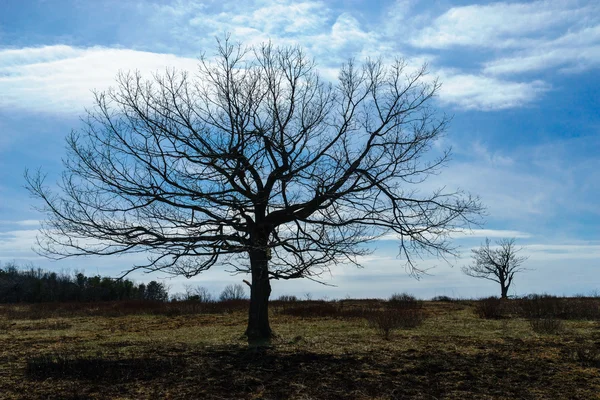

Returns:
484,25,600,75
0,228,38,258
155,0,334,52
524,243,600,260
455,229,532,239
376,228,531,242
440,162,555,222
0,46,199,114
410,0,596,49
0,45,82,67
149,0,388,65
2,2,568,114
470,142,514,166
0,220,39,227
230,0,329,35
436,70,549,110
406,0,600,76
0,49,542,116
427,135,600,236
2,224,598,299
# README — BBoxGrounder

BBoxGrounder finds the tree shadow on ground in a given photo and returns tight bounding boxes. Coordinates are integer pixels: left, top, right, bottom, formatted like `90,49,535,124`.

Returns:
23,340,599,399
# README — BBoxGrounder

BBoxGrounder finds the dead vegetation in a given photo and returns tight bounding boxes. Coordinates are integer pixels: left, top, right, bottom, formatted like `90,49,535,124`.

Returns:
0,297,599,399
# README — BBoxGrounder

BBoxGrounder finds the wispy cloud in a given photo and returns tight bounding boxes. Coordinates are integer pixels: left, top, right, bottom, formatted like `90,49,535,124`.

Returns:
408,0,600,76
484,25,600,75
0,45,550,115
0,220,39,227
524,243,600,260
410,0,596,50
5,0,589,113
376,228,531,242
0,46,199,113
0,228,38,258
455,229,532,239
437,70,549,110
438,137,595,238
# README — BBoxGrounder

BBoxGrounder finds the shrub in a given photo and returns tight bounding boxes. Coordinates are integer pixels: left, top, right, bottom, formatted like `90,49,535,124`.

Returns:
276,295,299,302
517,294,562,319
388,293,422,310
529,318,564,334
219,284,248,302
279,301,339,318
0,299,253,320
475,297,504,319
338,306,370,319
367,309,424,339
515,295,600,320
431,295,455,302
175,285,214,303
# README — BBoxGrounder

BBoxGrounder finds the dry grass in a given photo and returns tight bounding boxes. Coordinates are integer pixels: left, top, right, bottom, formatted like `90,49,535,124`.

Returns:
529,318,564,335
0,299,599,399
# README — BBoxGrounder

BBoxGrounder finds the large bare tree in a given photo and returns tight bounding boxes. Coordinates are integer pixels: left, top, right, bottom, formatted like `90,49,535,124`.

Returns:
27,38,483,345
463,238,528,299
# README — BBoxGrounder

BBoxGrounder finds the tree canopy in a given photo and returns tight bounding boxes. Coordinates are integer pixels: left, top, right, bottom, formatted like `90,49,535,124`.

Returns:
463,238,528,298
27,38,483,344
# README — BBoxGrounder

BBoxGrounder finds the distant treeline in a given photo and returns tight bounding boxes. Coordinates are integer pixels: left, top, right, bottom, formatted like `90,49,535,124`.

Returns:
0,263,168,303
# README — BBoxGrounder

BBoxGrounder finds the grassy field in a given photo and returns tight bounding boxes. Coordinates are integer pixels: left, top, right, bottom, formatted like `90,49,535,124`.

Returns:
0,298,599,399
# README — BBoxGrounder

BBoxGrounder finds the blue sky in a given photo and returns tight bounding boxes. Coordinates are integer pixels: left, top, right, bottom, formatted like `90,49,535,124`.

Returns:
0,0,599,299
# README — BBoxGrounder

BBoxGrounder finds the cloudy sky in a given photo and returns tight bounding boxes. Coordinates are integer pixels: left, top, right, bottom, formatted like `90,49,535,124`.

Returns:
0,0,598,299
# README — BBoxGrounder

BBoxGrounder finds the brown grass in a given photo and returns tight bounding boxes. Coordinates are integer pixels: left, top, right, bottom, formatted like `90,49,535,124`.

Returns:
0,299,599,399
529,318,564,335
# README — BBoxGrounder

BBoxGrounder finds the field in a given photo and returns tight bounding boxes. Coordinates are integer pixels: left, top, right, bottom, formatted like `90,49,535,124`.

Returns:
0,297,599,399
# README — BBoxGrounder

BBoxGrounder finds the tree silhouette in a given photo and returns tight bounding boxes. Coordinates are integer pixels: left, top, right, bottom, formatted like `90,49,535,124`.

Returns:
27,38,483,346
463,238,528,299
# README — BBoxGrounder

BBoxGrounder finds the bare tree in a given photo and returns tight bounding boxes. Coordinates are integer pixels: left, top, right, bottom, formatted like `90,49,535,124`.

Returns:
26,37,483,346
463,238,528,299
219,284,248,301
192,286,213,303
178,284,213,302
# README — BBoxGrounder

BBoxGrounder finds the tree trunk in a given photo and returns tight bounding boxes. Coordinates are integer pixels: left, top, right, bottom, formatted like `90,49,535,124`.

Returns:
500,283,508,299
245,248,272,348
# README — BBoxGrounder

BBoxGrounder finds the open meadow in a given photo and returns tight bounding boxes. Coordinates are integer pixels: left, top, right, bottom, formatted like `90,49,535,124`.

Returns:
0,296,599,399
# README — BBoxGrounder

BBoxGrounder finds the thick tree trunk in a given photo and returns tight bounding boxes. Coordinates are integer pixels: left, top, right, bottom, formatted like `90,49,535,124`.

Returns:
245,248,272,348
500,283,508,299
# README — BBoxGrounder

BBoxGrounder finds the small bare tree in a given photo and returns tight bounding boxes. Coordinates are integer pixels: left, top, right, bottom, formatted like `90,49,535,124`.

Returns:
463,238,528,299
219,284,248,302
26,37,483,346
179,284,213,302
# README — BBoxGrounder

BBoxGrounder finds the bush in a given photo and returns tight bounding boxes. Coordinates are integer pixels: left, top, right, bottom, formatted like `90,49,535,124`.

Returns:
276,295,299,302
529,318,564,334
367,309,425,339
173,285,214,303
219,284,248,302
0,299,253,320
515,295,600,320
475,297,504,319
388,293,422,310
517,294,562,319
431,295,455,302
279,301,339,318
